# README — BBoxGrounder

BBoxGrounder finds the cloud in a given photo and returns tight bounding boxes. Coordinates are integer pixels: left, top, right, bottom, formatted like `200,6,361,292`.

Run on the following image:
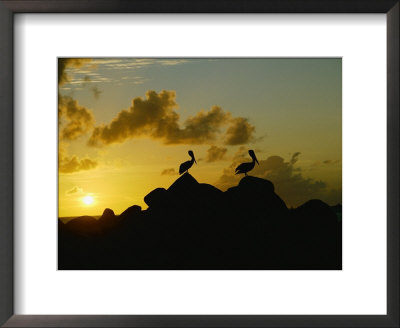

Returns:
231,146,250,163
64,73,112,85
224,117,255,145
88,90,256,147
161,168,177,176
310,159,342,167
88,90,178,146
323,159,341,164
170,105,231,144
91,86,102,99
206,146,227,162
59,96,95,140
59,155,98,174
59,144,98,174
216,151,341,207
156,59,189,66
59,58,186,88
90,58,188,70
290,152,301,164
66,186,83,195
214,146,253,189
58,58,92,86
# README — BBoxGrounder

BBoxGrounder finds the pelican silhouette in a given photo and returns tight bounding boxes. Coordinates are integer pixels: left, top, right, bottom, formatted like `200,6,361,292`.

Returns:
235,150,259,176
179,150,197,175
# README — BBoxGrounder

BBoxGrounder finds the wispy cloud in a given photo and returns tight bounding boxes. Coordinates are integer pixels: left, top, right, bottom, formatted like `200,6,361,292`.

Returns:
161,168,177,176
59,58,185,88
90,58,188,70
65,186,83,195
66,72,113,84
323,159,341,164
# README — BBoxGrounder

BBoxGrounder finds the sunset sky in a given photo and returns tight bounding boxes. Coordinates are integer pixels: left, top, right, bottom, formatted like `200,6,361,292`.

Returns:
58,58,341,217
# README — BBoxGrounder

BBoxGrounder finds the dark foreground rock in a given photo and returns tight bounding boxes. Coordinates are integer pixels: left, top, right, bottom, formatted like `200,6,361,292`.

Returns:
58,173,342,270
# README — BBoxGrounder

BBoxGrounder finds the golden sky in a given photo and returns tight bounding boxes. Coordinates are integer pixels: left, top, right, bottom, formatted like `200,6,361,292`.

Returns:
58,58,342,217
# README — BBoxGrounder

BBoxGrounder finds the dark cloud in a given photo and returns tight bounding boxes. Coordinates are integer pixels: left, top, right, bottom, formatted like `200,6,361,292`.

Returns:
170,105,231,144
224,117,255,145
58,58,92,86
59,144,98,174
59,96,95,140
216,151,341,207
88,90,178,146
206,145,228,162
215,146,253,190
290,152,301,164
216,167,240,191
91,86,102,99
66,186,83,195
88,90,256,147
58,59,98,174
59,155,98,174
161,168,177,176
323,159,341,164
311,159,341,167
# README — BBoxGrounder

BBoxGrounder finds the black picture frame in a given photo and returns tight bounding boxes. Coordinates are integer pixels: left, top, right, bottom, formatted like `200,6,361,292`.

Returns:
0,1,398,327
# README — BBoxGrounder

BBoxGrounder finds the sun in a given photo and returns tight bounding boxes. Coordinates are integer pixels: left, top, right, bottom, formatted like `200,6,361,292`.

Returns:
82,195,94,205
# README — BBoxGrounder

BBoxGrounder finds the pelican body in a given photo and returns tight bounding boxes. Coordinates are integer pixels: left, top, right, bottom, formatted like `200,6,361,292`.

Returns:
179,150,197,174
235,150,259,176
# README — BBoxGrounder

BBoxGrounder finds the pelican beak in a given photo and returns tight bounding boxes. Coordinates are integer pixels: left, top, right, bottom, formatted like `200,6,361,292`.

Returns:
255,155,259,165
194,157,197,164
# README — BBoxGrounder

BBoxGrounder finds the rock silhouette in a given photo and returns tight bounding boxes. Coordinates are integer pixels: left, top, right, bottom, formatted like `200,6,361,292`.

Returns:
58,173,342,269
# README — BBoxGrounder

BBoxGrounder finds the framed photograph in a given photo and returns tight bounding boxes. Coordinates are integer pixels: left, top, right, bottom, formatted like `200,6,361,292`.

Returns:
1,0,398,327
